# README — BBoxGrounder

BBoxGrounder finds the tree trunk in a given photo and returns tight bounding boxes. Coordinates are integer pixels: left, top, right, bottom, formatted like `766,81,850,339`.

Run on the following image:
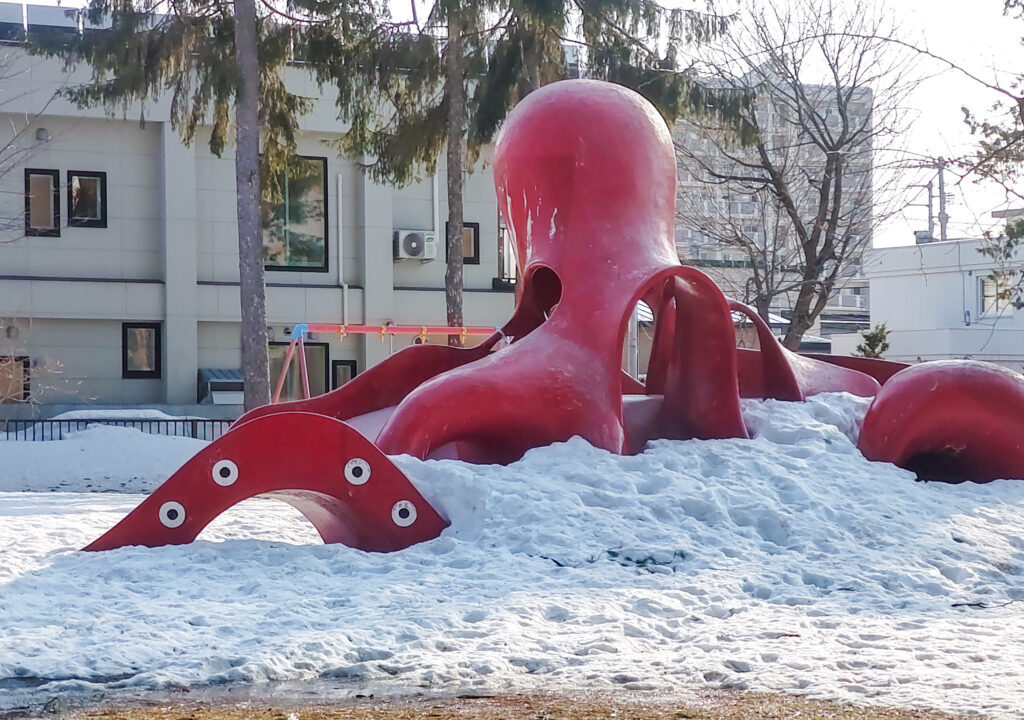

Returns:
444,12,465,347
754,295,771,326
781,277,818,350
233,0,270,410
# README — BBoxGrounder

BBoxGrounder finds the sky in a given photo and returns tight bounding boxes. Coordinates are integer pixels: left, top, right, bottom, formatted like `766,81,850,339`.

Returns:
873,0,1022,246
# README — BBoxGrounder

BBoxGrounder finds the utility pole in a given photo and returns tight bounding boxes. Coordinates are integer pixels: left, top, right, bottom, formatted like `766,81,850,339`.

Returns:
925,181,934,239
908,158,950,242
937,157,948,242
909,180,934,240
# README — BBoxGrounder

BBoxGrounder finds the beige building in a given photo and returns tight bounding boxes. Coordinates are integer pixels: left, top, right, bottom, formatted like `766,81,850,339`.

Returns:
0,14,515,416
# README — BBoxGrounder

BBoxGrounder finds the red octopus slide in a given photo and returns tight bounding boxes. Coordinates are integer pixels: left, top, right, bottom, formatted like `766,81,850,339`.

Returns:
84,79,1024,553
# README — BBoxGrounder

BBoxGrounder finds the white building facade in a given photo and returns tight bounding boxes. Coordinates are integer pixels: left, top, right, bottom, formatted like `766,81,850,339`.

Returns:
831,239,1024,370
0,22,515,416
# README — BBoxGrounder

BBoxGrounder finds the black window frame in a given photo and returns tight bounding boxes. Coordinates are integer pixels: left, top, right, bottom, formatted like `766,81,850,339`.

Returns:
269,341,330,397
445,221,480,265
262,155,330,274
24,168,60,237
0,355,31,403
122,322,162,379
331,359,358,389
67,170,108,228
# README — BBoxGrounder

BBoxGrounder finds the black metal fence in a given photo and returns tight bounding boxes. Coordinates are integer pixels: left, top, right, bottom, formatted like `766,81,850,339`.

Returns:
0,418,233,442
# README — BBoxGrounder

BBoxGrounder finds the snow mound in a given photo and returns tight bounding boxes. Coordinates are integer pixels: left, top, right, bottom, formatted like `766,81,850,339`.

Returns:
0,426,205,493
50,409,187,421
3,393,1024,718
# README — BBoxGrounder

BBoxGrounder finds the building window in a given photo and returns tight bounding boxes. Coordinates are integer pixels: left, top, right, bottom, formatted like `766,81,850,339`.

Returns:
496,214,517,287
122,322,162,379
980,275,1013,316
269,342,328,400
68,171,108,228
261,156,328,271
446,221,480,265
0,356,30,403
25,169,60,236
331,359,358,389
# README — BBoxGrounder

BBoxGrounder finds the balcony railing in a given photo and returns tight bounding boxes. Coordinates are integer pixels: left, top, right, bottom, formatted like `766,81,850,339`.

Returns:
831,294,868,309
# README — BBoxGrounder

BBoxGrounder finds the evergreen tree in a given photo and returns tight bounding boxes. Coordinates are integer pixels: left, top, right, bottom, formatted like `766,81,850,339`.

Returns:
856,323,890,359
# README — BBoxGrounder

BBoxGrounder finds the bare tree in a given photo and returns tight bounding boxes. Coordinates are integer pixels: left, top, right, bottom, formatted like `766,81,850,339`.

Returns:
0,319,32,407
0,317,81,411
675,0,916,349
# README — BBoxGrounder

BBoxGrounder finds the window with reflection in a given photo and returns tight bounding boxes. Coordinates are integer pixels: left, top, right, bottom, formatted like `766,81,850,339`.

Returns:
980,275,1014,316
0,356,29,403
446,221,480,265
68,171,107,228
261,156,328,271
122,323,161,379
332,359,357,389
269,342,328,400
25,169,59,236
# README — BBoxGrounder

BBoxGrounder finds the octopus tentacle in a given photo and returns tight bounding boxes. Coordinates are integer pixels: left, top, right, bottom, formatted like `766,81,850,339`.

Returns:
233,339,501,428
859,361,1024,482
376,325,627,463
85,412,448,552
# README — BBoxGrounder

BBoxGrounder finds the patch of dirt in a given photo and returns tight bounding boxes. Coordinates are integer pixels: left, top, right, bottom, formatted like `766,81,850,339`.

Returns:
59,690,970,720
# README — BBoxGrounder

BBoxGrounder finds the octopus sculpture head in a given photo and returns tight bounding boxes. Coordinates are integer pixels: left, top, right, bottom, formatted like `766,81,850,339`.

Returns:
493,80,682,317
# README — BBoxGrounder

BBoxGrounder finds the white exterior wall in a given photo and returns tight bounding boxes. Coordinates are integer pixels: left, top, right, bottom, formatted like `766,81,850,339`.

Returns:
0,317,162,404
0,113,164,279
0,46,514,413
856,240,1024,370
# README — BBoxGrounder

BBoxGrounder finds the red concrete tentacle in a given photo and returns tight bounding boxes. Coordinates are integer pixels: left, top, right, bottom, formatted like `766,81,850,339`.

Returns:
644,288,676,396
83,412,448,552
858,361,1024,482
786,353,881,398
232,339,500,428
375,326,627,463
801,353,908,386
729,302,879,399
729,301,804,401
657,269,748,441
621,371,646,396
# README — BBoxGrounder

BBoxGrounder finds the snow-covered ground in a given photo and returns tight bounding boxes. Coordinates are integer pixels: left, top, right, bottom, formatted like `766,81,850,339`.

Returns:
0,426,205,493
49,409,191,421
3,394,1024,717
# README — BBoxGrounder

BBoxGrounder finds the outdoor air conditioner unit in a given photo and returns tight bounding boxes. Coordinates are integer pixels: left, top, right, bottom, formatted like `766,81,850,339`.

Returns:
394,230,438,261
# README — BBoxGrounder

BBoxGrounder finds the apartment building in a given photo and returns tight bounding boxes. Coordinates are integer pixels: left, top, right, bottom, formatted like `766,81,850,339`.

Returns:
674,83,873,341
0,13,515,415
